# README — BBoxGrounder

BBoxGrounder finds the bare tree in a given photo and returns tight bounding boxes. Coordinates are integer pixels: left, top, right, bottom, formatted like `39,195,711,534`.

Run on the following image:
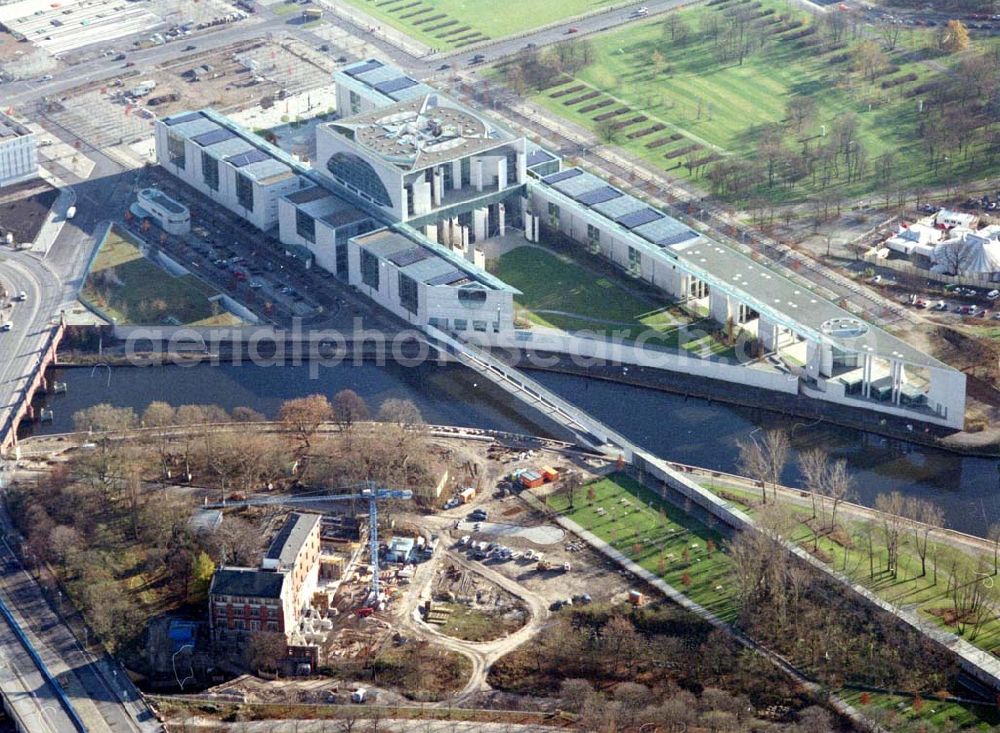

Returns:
142,401,175,428
903,497,945,578
232,406,266,422
737,439,770,504
875,491,907,578
376,398,424,426
877,18,902,51
824,458,852,531
861,519,877,579
244,632,286,674
797,448,828,520
278,394,334,450
786,96,817,134
332,389,369,432
759,429,790,502
560,678,596,713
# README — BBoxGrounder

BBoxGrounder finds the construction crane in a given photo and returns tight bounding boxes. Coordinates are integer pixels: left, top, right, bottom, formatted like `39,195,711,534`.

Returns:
205,481,413,602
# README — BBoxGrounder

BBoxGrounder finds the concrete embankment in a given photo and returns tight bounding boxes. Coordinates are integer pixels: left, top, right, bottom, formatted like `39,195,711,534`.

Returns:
53,326,999,458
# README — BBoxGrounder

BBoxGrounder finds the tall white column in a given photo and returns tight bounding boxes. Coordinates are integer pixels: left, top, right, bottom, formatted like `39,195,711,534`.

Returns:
758,316,778,352
451,160,462,190
473,207,488,241
432,168,443,207
709,291,731,324
471,159,484,192
498,203,506,237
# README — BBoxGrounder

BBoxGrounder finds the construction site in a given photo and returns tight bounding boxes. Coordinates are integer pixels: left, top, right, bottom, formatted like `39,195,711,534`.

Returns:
125,429,635,708
28,37,335,157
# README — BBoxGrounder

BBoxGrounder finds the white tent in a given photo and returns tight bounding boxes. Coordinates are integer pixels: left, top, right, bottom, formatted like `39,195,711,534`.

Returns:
932,232,1000,277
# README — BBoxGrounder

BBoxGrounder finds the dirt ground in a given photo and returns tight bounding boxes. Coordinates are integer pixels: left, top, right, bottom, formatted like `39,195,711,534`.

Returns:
450,514,632,608
0,178,58,245
436,450,632,609
149,38,335,119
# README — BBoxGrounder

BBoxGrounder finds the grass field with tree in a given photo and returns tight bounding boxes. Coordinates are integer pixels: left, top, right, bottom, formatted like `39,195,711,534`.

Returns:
505,0,1000,205
702,476,1000,661
548,472,999,729
82,226,242,326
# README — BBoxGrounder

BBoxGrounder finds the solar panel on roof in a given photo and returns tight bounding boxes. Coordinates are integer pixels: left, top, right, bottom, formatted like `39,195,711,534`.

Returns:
542,169,583,184
0,124,12,138
389,247,430,268
193,128,237,147
227,148,270,167
344,59,383,77
574,186,622,207
656,230,698,247
617,208,663,229
165,111,202,126
374,76,418,94
426,270,468,286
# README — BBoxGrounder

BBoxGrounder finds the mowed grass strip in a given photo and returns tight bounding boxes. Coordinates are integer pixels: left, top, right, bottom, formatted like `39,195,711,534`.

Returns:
549,473,736,619
838,689,1000,730
342,0,619,49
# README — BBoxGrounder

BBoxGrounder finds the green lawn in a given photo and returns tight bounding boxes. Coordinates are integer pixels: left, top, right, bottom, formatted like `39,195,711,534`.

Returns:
342,0,617,49
549,473,736,619
82,227,242,326
701,481,1000,660
554,475,1000,729
524,0,997,202
839,689,1000,731
489,245,734,356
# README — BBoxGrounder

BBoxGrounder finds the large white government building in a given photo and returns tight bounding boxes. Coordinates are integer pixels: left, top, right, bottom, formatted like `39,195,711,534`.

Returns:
154,58,967,430
0,111,37,188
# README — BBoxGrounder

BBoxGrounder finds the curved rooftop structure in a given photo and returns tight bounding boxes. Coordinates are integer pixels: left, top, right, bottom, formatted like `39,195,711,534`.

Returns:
329,94,507,171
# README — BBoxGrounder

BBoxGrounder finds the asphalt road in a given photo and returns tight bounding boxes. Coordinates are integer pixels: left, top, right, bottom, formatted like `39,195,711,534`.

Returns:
0,530,156,732
0,253,62,448
0,589,79,733
0,0,690,106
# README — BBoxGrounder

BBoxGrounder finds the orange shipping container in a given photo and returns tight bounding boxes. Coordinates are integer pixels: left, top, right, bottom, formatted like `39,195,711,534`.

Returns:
520,471,544,489
540,466,559,482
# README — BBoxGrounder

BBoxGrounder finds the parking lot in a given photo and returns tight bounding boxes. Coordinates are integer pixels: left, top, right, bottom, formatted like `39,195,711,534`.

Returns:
135,167,384,331
450,498,633,610
853,259,1000,323
42,89,154,149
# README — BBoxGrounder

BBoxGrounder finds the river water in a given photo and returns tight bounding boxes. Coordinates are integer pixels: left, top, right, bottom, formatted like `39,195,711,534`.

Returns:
22,362,1000,537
